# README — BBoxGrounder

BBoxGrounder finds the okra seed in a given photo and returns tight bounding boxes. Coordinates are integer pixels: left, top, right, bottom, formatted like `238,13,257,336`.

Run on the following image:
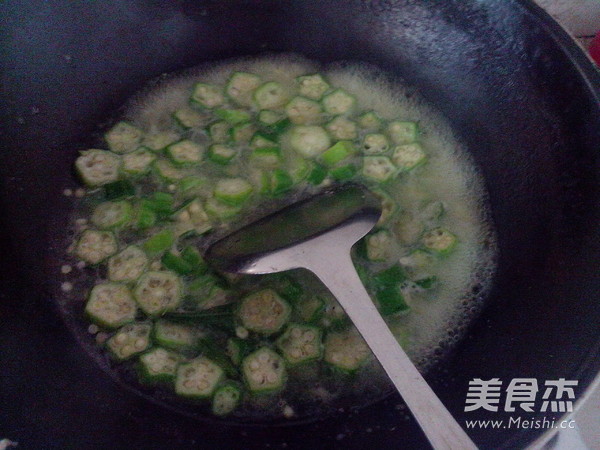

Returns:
115,334,127,344
258,353,269,363
250,361,260,370
283,406,295,418
122,345,133,355
134,338,147,349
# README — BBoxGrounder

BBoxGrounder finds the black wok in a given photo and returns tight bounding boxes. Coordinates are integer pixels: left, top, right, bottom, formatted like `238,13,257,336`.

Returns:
1,0,599,448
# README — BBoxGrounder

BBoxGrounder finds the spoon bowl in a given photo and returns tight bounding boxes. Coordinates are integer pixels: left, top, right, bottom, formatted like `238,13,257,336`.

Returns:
205,183,477,450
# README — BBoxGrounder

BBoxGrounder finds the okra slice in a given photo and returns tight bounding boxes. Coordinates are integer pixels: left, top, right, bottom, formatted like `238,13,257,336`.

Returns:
134,271,182,316
154,159,188,182
85,283,137,328
319,141,355,167
373,266,409,315
138,347,183,383
143,131,180,152
258,109,285,126
226,71,261,106
276,324,323,365
105,121,144,154
143,192,174,218
265,117,292,135
358,111,383,131
205,197,241,221
362,133,390,155
161,252,194,275
297,296,325,323
330,164,357,181
391,143,427,171
237,289,291,335
181,246,208,274
214,178,253,206
173,198,213,236
230,122,257,144
190,82,225,109
362,156,397,183
365,229,393,262
161,247,205,277
322,89,355,115
214,108,252,125
322,298,349,329
254,81,288,110
387,120,418,144
75,149,121,187
122,147,156,176
324,329,370,372
242,347,286,394
422,227,457,256
267,169,294,196
107,245,148,283
179,176,207,194
250,133,277,149
76,229,118,264
197,285,233,310
227,338,251,365
326,116,358,140
285,96,323,125
296,74,330,100
106,322,152,360
371,189,398,225
143,229,175,256
166,140,204,166
212,382,243,416
175,357,225,399
399,248,435,270
306,163,329,185
250,147,281,168
287,155,311,183
289,125,331,158
173,107,208,129
133,202,157,230
208,121,231,144
153,320,200,351
91,200,133,229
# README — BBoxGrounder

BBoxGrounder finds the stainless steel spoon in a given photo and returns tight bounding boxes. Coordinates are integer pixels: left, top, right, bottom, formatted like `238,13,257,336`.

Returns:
205,183,477,450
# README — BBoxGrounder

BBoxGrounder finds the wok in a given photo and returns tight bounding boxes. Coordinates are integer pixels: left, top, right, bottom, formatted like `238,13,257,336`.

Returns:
1,0,599,448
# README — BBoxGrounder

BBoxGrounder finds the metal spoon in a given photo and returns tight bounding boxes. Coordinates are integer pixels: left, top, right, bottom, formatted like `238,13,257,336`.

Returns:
205,183,477,450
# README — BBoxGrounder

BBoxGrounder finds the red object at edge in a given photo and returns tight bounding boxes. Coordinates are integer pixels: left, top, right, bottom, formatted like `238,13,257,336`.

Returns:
590,32,600,66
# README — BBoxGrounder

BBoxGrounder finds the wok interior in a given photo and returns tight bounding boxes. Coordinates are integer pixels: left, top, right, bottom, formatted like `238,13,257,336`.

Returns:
0,1,599,448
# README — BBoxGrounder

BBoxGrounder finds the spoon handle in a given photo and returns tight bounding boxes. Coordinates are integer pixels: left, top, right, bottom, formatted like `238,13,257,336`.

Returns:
307,252,477,450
